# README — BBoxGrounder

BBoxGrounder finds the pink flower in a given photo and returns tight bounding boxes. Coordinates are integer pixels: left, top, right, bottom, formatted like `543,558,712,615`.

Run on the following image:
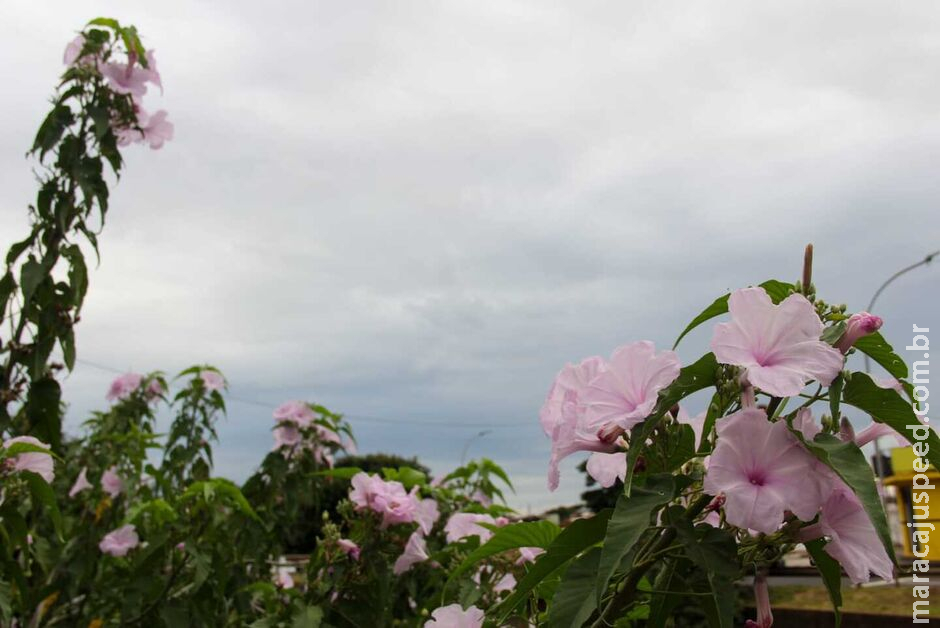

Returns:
745,573,773,628
799,484,894,583
199,370,225,391
416,498,440,535
517,547,545,564
273,400,317,427
425,604,485,628
586,451,627,488
3,436,54,483
273,424,302,450
711,288,844,397
444,513,497,544
337,538,360,560
583,342,681,431
703,408,826,534
852,422,909,448
69,467,92,497
100,51,161,97
145,378,165,400
393,531,430,574
835,312,883,354
793,407,821,442
106,373,143,401
101,466,123,498
117,109,174,150
99,524,140,557
348,473,419,527
540,356,606,437
494,572,516,593
546,400,618,491
63,35,86,66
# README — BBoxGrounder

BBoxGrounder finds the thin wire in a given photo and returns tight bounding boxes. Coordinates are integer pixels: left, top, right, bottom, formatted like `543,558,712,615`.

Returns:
74,358,532,430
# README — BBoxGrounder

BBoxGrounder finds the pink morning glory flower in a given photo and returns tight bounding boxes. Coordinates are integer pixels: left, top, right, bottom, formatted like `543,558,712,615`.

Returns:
835,312,883,354
582,341,681,431
273,424,302,450
393,531,430,575
703,408,826,534
540,356,606,437
494,572,516,593
275,569,294,589
273,400,317,427
425,604,485,628
101,466,124,498
199,370,225,391
106,373,144,401
853,422,909,448
348,472,419,527
117,108,174,150
69,466,92,498
63,35,87,66
3,436,54,483
745,572,773,628
415,498,440,536
517,547,545,564
337,538,360,560
585,451,627,488
444,512,498,544
99,524,140,557
799,484,894,583
711,288,844,397
100,50,161,98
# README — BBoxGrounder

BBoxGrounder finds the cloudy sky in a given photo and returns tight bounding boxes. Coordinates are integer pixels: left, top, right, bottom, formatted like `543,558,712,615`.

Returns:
1,1,938,512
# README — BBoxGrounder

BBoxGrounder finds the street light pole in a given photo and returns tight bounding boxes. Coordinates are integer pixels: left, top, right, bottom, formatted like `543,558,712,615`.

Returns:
862,250,938,516
460,430,491,465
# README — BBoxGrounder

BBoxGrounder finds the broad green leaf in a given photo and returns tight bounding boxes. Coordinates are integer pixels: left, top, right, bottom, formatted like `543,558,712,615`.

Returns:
449,520,560,584
548,547,602,628
673,280,794,349
596,474,675,604
88,17,121,29
667,512,739,628
292,605,323,628
624,353,718,495
805,538,843,628
795,431,896,565
647,558,691,628
19,258,45,305
843,372,940,471
495,510,612,622
23,471,63,540
26,378,62,453
854,332,908,379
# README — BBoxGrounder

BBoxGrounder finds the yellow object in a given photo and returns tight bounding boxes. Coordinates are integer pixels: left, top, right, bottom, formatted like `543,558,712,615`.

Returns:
883,446,940,560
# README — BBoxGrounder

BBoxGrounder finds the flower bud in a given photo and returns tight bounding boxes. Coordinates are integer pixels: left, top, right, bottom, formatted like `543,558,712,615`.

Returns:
835,312,883,354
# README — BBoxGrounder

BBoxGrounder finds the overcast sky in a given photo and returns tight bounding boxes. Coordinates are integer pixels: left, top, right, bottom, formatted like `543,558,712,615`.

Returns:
1,1,938,512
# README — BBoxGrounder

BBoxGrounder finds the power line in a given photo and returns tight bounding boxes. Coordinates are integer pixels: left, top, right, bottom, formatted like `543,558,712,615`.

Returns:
74,358,533,430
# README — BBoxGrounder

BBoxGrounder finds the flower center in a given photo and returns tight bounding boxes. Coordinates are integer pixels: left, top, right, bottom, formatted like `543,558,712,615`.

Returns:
747,470,766,486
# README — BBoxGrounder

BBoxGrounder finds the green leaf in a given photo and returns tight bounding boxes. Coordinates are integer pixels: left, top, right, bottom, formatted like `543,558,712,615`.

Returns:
548,547,601,628
795,431,897,565
0,273,14,323
26,378,62,453
292,605,323,628
843,372,940,472
647,558,690,628
449,520,560,584
854,332,908,379
19,258,45,305
596,474,675,604
32,105,73,159
88,17,122,29
666,512,739,628
495,510,612,622
624,353,718,495
805,538,843,628
23,471,63,540
673,280,794,349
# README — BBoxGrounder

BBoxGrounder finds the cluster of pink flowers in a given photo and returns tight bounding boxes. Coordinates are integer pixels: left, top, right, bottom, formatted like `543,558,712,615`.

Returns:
271,400,343,465
347,472,442,574
63,34,173,150
105,372,163,403
540,342,683,490
542,286,898,590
